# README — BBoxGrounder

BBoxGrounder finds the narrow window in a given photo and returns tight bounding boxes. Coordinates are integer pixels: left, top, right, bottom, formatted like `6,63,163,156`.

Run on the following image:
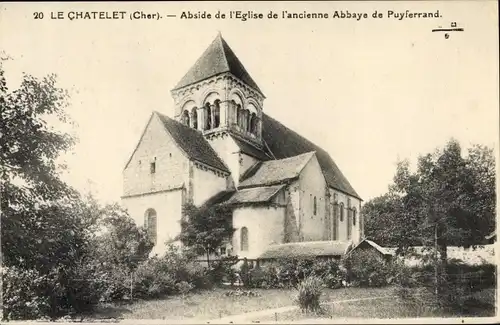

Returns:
246,110,251,132
150,161,156,174
236,104,242,127
250,113,257,134
333,203,338,240
144,209,157,245
241,227,249,251
191,107,198,129
339,203,344,222
182,110,190,126
205,103,212,130
313,196,317,216
213,100,220,128
353,208,357,226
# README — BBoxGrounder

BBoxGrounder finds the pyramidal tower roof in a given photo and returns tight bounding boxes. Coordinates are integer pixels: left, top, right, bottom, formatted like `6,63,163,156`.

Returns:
172,33,263,96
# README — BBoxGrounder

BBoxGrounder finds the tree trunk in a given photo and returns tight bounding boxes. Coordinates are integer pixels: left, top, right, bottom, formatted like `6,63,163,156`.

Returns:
206,250,210,269
438,240,448,301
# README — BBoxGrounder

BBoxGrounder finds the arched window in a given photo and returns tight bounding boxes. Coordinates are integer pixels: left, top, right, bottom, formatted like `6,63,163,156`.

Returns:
250,113,257,134
313,196,317,216
332,202,338,240
243,109,250,132
144,208,157,245
339,203,344,222
191,107,198,129
246,110,252,132
236,104,242,127
213,100,220,128
240,227,249,251
182,110,190,126
204,103,212,130
352,208,357,226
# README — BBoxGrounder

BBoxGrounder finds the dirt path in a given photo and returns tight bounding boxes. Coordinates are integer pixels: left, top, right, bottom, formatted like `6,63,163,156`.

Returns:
208,295,396,324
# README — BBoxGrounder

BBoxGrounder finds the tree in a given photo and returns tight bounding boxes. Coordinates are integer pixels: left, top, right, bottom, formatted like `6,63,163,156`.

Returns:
363,139,495,300
92,202,154,272
1,62,80,269
178,203,235,266
0,62,104,319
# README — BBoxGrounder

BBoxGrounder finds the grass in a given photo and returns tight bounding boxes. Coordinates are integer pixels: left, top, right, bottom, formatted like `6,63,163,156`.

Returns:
258,288,496,322
91,286,392,320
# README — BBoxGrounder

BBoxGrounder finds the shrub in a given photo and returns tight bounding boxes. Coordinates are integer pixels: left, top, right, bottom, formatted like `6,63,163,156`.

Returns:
2,263,106,320
133,257,177,299
2,267,52,320
295,275,324,313
132,246,217,299
342,250,390,287
210,255,239,286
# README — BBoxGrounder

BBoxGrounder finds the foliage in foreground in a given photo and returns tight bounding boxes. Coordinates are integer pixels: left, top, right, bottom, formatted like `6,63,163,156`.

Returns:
394,258,496,313
0,63,153,320
295,275,324,313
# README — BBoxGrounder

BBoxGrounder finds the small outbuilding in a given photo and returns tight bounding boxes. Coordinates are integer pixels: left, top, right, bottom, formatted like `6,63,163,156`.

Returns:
345,238,395,263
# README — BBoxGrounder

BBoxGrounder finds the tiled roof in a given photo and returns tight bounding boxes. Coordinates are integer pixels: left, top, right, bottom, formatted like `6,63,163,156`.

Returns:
155,112,229,173
172,34,263,95
226,185,285,205
348,239,395,257
261,114,361,199
239,152,315,188
259,241,353,260
231,135,272,161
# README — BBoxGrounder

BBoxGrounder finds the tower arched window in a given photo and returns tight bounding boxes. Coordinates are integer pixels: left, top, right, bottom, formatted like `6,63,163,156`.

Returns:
243,109,250,132
240,227,249,251
249,113,257,134
246,110,252,132
339,203,344,222
191,107,198,129
182,110,190,126
213,100,220,128
144,208,157,245
313,196,317,216
205,103,212,130
236,104,242,127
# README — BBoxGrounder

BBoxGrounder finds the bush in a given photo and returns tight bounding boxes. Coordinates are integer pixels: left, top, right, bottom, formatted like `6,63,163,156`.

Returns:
132,246,215,299
2,263,106,320
295,275,324,313
2,267,52,320
210,255,239,286
133,257,177,299
342,250,391,287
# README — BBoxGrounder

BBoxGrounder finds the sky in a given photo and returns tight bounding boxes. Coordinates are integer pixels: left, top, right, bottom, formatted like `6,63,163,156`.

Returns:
1,1,498,204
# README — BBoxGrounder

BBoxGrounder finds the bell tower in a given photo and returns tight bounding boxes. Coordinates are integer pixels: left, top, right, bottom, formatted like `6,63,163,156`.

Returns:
170,33,265,147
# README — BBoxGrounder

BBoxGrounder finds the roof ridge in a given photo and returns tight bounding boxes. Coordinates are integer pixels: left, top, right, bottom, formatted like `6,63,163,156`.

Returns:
216,33,231,74
263,113,326,153
262,113,362,200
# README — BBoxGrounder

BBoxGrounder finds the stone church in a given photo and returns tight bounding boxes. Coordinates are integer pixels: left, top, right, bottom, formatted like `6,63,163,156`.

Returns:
122,34,364,259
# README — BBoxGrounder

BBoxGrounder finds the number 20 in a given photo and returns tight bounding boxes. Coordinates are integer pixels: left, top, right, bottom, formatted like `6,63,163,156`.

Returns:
33,12,44,19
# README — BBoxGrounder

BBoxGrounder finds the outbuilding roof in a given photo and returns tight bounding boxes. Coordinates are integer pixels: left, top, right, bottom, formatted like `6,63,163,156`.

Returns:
259,241,353,260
